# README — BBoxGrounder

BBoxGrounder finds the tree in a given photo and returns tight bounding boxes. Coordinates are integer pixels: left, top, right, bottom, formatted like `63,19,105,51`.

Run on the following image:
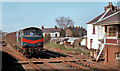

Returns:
56,17,74,29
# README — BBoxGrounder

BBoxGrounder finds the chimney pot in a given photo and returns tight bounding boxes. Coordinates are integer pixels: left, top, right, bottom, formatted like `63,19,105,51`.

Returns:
54,25,57,29
108,2,110,5
41,25,44,29
110,2,112,5
69,26,71,28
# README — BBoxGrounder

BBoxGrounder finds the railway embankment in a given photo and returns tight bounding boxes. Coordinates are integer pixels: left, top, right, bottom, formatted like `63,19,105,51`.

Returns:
44,42,90,56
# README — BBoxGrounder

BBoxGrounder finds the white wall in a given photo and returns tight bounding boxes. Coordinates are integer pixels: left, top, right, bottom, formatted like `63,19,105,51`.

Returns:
87,24,105,49
97,26,105,39
50,32,60,37
81,38,86,46
43,32,60,37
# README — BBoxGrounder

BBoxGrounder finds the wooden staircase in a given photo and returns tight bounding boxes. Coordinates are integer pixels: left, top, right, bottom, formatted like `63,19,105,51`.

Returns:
96,43,105,61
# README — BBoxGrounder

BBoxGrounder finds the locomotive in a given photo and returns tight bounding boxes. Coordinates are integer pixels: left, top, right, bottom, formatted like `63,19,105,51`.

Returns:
6,27,44,57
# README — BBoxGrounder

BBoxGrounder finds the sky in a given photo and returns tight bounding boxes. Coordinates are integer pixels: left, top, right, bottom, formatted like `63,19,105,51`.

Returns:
2,2,118,33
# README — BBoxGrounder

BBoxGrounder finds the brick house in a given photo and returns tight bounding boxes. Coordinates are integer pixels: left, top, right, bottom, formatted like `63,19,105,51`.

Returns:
94,10,120,65
41,25,65,38
65,26,87,37
87,2,120,50
86,2,120,60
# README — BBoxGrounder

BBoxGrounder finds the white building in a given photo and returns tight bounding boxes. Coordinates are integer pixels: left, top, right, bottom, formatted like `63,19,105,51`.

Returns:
86,2,119,49
41,25,65,38
87,23,105,49
81,36,87,46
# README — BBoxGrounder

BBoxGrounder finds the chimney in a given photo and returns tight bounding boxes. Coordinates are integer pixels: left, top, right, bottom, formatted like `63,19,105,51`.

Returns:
81,27,83,29
104,2,114,11
69,26,71,28
108,2,111,5
110,2,112,5
72,26,74,28
54,25,57,29
41,25,44,29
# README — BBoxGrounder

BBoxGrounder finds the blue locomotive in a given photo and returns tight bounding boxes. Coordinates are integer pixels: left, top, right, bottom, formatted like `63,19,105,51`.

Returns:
6,27,44,57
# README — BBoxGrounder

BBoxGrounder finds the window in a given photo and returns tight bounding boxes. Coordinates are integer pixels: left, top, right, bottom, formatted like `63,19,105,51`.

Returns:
107,26,117,37
36,30,42,36
23,29,42,36
24,30,30,35
93,25,95,34
90,39,93,48
55,34,57,37
115,52,120,60
79,43,81,46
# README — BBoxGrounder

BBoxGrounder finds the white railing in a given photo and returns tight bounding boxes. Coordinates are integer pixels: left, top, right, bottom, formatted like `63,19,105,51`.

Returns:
96,38,105,61
96,37,120,61
96,43,105,61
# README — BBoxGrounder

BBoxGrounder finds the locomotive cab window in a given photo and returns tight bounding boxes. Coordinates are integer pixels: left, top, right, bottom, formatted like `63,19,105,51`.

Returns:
23,30,30,35
23,29,42,36
30,29,36,36
36,30,42,36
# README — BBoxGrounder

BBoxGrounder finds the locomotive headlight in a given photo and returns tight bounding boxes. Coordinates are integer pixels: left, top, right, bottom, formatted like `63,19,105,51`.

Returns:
38,43,41,46
24,43,27,46
24,43,28,47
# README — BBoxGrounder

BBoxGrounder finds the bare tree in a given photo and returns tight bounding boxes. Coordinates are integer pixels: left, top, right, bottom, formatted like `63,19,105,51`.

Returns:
56,17,74,29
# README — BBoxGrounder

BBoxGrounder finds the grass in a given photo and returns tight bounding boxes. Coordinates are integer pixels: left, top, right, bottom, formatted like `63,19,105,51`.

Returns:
45,42,67,50
45,42,89,55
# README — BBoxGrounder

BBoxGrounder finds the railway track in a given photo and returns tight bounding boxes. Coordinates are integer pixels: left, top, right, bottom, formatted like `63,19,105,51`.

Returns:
40,49,68,58
32,56,98,70
7,47,92,70
35,49,106,70
2,41,41,71
2,41,75,70
2,41,115,71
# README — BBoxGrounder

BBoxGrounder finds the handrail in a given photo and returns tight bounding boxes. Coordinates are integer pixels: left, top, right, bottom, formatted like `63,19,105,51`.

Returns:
96,43,104,61
96,38,105,61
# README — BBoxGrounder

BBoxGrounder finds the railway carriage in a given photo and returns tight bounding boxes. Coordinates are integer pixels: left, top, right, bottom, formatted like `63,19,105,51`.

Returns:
6,27,44,57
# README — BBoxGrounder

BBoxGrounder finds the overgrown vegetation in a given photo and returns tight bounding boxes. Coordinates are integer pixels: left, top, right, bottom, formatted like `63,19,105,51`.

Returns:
45,42,89,55
44,35,51,43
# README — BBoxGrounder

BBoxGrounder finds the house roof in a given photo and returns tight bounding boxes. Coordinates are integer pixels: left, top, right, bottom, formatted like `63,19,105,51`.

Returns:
94,11,120,26
42,28,63,33
87,9,115,24
67,28,86,34
102,9,115,18
87,12,105,24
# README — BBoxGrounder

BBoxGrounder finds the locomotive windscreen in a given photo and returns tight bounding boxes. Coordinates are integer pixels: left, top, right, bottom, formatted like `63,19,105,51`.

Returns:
23,28,42,36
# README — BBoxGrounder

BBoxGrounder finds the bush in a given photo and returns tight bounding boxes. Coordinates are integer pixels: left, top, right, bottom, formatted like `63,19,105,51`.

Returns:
44,34,51,43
